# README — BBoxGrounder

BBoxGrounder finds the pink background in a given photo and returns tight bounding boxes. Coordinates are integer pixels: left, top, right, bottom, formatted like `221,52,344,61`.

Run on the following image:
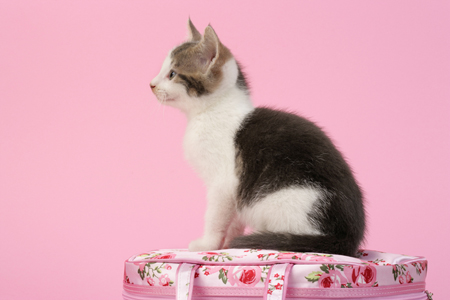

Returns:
1,1,449,299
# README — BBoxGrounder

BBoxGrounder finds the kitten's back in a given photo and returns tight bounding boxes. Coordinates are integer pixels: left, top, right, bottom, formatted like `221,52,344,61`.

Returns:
231,107,365,256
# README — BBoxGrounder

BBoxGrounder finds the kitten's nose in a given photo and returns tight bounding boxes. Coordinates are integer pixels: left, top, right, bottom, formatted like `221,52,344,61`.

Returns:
150,83,156,89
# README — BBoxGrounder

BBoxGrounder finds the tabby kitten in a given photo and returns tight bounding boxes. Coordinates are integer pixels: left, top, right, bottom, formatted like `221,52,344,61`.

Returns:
150,19,365,257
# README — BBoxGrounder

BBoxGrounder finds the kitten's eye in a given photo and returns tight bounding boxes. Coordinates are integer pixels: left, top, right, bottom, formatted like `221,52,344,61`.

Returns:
169,70,176,80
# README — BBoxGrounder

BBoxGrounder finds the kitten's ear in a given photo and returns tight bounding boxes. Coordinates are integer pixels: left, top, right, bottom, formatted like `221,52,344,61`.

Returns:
197,25,220,72
187,18,202,42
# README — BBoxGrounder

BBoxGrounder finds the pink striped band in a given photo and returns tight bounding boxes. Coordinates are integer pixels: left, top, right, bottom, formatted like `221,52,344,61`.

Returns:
123,282,426,298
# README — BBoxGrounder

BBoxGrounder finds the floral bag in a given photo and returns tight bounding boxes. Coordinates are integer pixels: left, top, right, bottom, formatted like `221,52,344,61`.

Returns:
123,249,432,300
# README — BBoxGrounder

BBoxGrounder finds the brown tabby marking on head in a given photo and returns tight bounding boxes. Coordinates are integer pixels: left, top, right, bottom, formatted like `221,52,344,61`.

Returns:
177,74,207,96
170,24,233,97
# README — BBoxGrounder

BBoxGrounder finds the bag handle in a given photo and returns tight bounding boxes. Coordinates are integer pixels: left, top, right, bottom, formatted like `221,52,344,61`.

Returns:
176,263,199,300
176,263,293,300
264,263,293,300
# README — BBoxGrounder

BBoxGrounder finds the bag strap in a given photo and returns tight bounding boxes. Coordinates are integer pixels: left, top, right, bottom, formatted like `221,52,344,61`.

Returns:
176,263,199,300
176,263,293,300
264,263,293,300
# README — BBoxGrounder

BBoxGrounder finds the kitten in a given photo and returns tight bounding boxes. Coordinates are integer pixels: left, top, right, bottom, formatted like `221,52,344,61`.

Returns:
150,19,365,257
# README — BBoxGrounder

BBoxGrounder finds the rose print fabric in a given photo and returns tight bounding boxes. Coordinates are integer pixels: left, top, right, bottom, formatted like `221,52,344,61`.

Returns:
123,249,429,299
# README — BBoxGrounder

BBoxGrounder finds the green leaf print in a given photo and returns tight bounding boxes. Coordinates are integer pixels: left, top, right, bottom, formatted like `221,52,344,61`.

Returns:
305,271,322,283
320,265,329,274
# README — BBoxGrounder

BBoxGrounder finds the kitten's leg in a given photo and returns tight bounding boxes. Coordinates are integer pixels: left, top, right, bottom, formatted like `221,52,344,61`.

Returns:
189,187,236,252
222,214,245,249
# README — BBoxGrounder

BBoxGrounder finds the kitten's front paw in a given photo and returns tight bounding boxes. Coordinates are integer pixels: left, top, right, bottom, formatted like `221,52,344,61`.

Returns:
188,238,220,252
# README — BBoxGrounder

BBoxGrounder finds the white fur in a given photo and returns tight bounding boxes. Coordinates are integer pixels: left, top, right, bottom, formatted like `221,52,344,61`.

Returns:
182,59,254,251
239,186,323,235
151,49,322,251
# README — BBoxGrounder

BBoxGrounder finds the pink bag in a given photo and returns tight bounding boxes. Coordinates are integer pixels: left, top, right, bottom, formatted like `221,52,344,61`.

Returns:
122,249,432,300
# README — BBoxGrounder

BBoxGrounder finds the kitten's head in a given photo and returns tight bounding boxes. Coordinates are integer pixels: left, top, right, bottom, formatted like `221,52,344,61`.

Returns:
150,19,248,113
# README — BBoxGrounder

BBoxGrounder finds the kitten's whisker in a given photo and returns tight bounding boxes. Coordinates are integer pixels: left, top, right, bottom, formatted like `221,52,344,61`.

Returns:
156,92,164,112
149,94,161,119
162,94,167,117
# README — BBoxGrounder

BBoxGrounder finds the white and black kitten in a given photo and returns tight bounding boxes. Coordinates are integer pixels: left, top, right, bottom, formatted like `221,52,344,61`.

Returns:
150,19,365,257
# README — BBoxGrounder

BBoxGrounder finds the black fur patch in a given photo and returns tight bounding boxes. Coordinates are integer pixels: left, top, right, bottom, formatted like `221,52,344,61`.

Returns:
236,62,249,92
178,74,209,96
229,232,359,257
233,107,365,256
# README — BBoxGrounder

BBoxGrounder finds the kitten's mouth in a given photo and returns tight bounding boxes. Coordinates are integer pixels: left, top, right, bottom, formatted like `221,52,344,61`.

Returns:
154,92,175,103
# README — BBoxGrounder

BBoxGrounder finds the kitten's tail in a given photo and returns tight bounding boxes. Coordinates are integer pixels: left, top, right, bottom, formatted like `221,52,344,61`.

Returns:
229,232,360,257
